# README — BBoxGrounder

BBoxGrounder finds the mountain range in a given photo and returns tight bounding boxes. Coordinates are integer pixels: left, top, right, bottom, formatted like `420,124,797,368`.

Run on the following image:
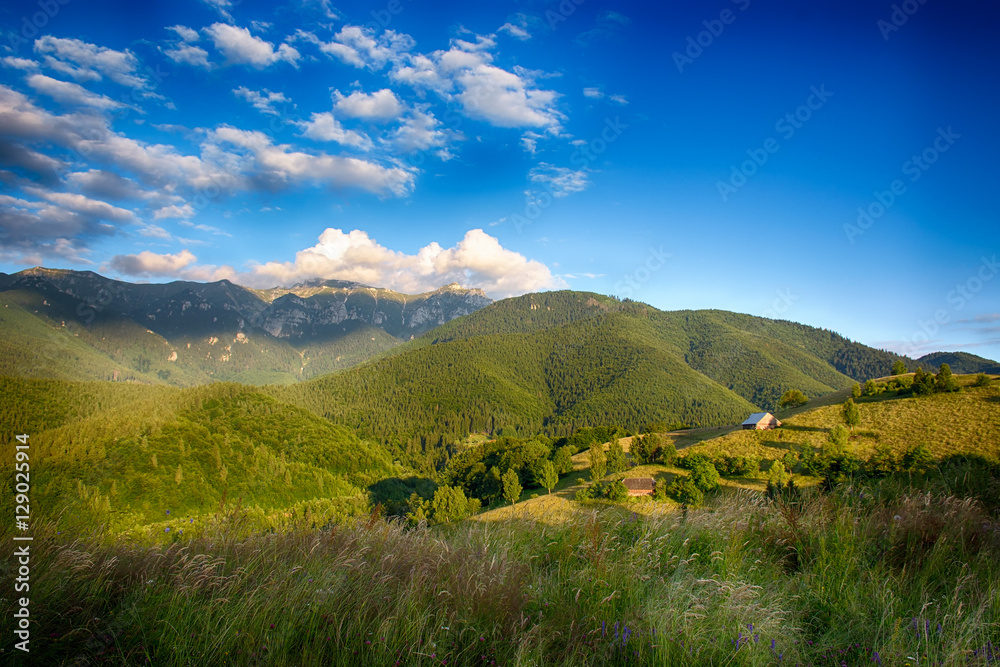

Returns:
2,269,999,472
0,267,492,385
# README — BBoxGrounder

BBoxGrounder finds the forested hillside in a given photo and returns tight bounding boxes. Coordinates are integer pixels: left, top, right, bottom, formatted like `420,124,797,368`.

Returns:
273,292,950,469
0,378,398,534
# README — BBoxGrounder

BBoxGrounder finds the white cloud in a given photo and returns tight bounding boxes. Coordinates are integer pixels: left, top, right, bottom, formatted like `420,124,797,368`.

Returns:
33,36,147,88
319,26,413,69
108,249,198,276
610,94,628,105
26,74,126,111
498,23,531,40
167,25,200,42
139,224,172,239
2,57,39,70
529,163,589,197
239,227,564,297
201,0,234,20
390,109,451,154
153,204,194,219
30,189,136,223
205,23,300,68
390,37,564,130
211,125,410,194
0,189,129,263
296,113,373,150
583,87,603,99
233,86,290,116
520,131,542,154
333,88,403,121
164,44,211,68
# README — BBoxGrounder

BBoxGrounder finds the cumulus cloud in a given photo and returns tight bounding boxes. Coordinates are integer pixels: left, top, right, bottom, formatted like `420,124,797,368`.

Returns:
2,57,39,70
390,109,452,155
240,227,564,297
26,74,127,111
167,25,200,42
33,36,148,88
153,203,194,219
205,23,300,68
0,140,64,183
66,169,154,201
296,113,373,150
319,26,413,69
0,191,126,264
165,44,211,68
333,88,403,121
211,125,409,194
529,163,589,197
107,249,198,276
390,35,564,130
233,86,291,116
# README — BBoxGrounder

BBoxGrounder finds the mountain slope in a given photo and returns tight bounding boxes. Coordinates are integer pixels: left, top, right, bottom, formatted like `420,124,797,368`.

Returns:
0,268,493,384
0,377,398,533
683,373,1000,465
277,292,962,469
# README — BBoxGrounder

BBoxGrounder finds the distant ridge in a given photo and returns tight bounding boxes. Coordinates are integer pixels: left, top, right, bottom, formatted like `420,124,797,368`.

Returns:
0,267,493,385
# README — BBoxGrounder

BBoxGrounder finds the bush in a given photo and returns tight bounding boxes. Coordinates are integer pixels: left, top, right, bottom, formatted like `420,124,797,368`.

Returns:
666,476,704,506
825,425,850,456
779,389,809,409
605,480,629,502
653,478,668,501
974,373,991,387
684,454,721,492
713,455,760,478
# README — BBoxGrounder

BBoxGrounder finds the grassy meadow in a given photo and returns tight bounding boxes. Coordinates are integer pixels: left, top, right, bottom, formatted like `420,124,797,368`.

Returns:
5,483,999,666
2,375,999,665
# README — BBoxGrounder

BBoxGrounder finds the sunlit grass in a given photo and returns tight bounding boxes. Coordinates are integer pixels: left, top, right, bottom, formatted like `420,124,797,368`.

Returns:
8,481,999,666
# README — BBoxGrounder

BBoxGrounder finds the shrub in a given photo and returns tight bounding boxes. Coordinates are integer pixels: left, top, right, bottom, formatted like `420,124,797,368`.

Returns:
825,425,850,456
686,455,721,492
973,373,991,387
666,476,704,506
779,389,809,408
605,480,629,502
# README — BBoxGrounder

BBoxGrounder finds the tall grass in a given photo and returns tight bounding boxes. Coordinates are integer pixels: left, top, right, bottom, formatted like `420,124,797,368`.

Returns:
3,484,999,665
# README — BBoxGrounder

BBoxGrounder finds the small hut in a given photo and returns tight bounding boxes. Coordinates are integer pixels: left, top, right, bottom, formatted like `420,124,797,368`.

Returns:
741,412,782,430
622,478,655,497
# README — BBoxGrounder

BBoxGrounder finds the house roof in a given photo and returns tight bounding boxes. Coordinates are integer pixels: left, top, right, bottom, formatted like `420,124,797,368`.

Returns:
742,412,776,425
622,478,655,490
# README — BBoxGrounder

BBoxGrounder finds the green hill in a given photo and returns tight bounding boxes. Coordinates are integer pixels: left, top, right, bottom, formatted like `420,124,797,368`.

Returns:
0,378,399,535
681,373,1000,466
275,291,967,470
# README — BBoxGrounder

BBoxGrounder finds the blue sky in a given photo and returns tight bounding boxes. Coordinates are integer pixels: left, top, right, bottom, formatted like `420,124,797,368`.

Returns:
1,0,998,362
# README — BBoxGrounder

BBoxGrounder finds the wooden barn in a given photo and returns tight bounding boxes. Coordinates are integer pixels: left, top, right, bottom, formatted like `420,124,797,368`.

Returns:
741,412,782,430
622,478,655,497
